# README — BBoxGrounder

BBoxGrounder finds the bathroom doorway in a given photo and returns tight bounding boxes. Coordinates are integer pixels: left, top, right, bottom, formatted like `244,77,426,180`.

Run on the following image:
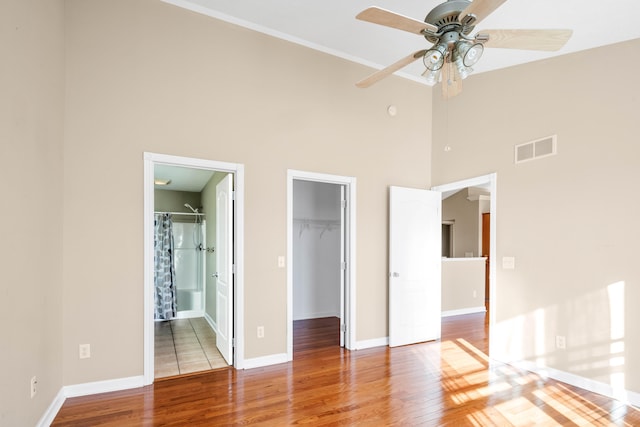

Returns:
144,153,246,384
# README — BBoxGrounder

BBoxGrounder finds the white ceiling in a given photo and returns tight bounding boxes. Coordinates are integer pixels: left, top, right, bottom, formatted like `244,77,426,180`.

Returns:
154,164,216,192
162,0,640,86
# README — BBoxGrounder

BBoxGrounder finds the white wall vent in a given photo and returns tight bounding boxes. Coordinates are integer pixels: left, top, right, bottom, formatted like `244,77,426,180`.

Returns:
515,135,557,164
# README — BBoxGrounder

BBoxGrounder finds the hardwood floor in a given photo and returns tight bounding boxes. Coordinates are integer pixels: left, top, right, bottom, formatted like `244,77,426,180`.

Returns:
53,313,640,426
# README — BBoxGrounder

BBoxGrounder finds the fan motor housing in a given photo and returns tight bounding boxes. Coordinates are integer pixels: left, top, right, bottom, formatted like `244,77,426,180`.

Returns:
424,0,474,43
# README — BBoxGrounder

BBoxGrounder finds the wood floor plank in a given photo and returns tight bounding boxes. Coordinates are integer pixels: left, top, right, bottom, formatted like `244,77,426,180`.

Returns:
53,314,640,426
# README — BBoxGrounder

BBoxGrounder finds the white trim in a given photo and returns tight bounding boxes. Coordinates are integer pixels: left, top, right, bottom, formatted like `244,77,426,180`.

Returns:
173,309,205,319
37,376,145,425
355,337,389,350
143,155,154,384
36,388,66,427
204,312,218,334
234,164,246,369
64,375,144,398
287,170,357,362
432,173,497,358
442,307,486,317
159,0,427,88
294,311,341,321
144,152,245,382
506,359,640,408
242,353,289,370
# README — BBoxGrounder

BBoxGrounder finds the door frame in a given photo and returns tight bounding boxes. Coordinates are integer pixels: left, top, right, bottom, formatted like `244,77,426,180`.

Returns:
286,170,357,358
143,152,246,385
431,173,497,351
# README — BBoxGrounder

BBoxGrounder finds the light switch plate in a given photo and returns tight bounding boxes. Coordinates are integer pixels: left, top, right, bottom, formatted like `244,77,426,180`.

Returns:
502,256,515,269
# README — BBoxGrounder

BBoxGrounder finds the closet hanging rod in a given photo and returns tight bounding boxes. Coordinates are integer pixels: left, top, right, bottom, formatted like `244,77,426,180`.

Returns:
154,211,205,216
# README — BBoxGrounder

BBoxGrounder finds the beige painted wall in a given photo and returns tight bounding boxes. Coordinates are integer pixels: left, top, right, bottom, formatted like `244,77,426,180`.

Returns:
7,2,640,422
432,39,640,393
442,259,485,312
0,0,65,425
442,189,480,257
154,189,202,220
62,0,432,385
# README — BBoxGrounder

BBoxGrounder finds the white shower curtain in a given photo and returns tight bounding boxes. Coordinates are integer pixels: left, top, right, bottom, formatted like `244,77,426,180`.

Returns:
154,213,177,320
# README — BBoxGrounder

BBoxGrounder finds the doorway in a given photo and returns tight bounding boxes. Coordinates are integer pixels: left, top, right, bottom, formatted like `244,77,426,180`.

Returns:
143,153,246,385
432,173,497,351
292,180,342,352
286,170,356,359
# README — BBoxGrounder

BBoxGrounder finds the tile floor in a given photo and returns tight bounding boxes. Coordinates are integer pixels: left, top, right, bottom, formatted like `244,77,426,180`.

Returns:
154,317,228,379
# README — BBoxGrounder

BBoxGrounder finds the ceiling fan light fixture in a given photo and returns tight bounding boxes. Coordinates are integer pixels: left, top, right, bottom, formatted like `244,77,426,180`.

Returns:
423,44,447,71
457,41,484,67
422,68,441,85
454,54,471,80
353,1,573,97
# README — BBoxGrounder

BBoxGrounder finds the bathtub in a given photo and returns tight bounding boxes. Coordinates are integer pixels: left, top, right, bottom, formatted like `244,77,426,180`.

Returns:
175,289,203,318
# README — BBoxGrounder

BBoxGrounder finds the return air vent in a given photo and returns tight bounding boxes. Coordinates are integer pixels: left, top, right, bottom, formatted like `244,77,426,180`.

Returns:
515,135,557,164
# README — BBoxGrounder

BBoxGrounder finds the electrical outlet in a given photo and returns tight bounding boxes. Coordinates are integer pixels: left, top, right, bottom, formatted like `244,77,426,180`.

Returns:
257,326,264,338
79,343,91,359
473,290,477,298
30,376,37,398
556,335,566,349
277,256,285,268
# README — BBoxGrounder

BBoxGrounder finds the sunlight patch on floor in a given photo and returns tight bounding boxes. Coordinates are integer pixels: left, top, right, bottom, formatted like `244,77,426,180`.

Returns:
533,384,602,426
494,396,557,426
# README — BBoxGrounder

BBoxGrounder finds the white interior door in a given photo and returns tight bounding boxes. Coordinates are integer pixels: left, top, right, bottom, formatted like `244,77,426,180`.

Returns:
389,186,441,347
216,174,234,364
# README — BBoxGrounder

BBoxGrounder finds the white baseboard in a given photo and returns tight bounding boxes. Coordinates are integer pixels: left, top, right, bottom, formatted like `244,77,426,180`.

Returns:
293,312,340,321
203,312,218,334
37,375,145,426
355,337,388,350
174,310,205,319
36,388,66,427
442,307,486,317
64,375,145,398
497,357,640,409
242,353,289,369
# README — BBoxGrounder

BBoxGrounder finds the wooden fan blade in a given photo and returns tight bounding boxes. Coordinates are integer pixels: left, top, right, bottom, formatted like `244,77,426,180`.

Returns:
480,29,573,51
459,0,508,26
441,61,462,99
356,7,437,35
356,50,427,88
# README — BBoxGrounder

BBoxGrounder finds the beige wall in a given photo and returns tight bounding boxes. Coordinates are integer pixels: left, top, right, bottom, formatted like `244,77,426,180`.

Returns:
6,1,640,422
442,259,485,312
154,189,202,219
62,0,432,384
442,189,480,257
0,0,65,425
432,39,640,393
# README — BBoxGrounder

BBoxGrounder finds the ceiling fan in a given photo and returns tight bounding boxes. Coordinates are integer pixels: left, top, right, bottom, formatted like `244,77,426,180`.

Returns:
355,0,572,98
